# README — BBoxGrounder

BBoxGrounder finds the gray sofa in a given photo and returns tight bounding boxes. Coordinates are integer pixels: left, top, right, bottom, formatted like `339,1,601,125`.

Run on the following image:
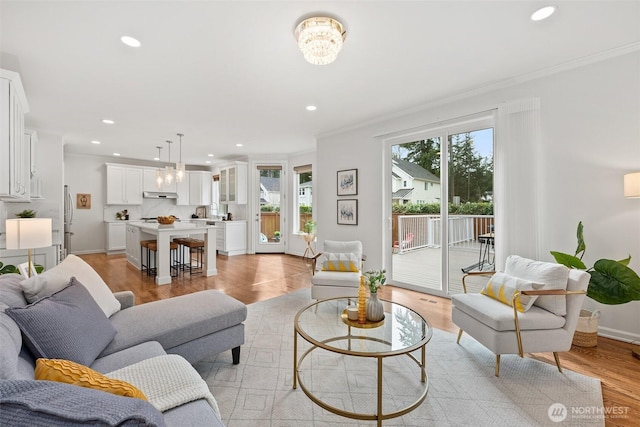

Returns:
0,269,247,426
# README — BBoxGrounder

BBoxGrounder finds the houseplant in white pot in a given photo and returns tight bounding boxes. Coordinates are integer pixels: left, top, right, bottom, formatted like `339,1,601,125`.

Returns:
551,222,640,352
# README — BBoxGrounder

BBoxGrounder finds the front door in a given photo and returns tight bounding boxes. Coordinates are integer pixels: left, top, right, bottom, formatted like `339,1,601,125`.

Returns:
255,164,285,253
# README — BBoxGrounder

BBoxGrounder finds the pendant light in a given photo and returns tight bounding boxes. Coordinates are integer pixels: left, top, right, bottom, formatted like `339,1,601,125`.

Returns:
155,146,164,190
164,140,174,185
176,133,185,183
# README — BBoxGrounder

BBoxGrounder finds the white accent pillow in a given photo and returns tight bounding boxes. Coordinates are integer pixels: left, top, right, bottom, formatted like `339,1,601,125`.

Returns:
480,272,543,312
20,254,121,317
504,255,569,316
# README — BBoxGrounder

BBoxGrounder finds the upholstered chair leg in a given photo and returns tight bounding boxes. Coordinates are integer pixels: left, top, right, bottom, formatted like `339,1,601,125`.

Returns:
456,329,463,344
553,352,563,373
495,354,501,377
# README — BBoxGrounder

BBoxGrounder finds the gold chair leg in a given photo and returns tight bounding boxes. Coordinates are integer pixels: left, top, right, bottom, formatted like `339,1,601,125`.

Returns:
495,354,501,377
456,329,463,344
553,352,563,373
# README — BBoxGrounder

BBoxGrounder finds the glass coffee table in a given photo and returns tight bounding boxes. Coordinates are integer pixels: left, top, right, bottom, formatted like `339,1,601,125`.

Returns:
293,297,432,426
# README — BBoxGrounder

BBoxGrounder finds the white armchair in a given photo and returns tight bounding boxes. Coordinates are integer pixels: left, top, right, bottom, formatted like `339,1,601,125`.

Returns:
451,255,589,376
310,240,365,300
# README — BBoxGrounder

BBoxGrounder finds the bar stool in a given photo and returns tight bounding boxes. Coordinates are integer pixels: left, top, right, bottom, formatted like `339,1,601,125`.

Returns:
173,237,205,275
140,240,156,275
146,241,180,277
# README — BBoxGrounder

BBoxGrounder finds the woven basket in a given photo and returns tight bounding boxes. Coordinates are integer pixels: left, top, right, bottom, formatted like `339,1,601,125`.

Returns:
572,309,599,347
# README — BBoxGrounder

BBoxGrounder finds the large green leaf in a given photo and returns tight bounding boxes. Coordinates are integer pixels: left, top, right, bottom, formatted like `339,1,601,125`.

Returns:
549,251,587,270
574,221,586,258
587,259,640,304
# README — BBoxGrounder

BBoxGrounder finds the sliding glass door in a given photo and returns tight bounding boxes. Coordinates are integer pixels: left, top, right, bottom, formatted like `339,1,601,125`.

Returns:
387,114,494,297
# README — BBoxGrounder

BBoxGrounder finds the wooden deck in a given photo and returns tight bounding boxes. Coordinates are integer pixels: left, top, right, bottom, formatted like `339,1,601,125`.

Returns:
392,242,494,295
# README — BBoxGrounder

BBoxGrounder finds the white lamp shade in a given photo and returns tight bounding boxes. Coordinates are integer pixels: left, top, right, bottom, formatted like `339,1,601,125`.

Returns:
624,172,640,198
5,218,52,250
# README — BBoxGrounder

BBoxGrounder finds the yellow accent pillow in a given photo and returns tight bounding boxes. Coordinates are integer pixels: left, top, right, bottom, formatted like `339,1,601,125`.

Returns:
480,272,543,313
321,253,359,272
34,358,147,400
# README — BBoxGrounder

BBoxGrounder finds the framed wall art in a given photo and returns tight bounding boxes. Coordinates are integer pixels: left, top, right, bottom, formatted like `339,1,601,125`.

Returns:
77,193,91,209
337,199,358,225
337,169,357,196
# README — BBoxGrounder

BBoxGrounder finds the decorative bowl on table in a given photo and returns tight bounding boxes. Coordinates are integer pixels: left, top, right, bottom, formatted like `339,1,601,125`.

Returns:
157,215,176,224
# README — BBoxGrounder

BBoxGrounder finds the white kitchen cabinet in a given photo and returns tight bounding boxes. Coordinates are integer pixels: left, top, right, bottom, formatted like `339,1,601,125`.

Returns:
176,171,190,205
106,164,143,205
188,171,212,206
26,130,42,199
143,168,177,193
105,222,126,252
125,223,141,268
216,220,247,256
219,162,247,204
0,70,30,201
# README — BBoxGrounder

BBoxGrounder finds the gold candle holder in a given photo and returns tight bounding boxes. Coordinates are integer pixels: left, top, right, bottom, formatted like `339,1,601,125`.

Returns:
358,275,367,324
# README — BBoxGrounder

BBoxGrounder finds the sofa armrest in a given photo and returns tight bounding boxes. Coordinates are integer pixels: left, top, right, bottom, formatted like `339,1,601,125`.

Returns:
113,291,135,309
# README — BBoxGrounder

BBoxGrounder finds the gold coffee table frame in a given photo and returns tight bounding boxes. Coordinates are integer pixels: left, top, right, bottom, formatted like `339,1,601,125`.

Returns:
293,297,432,426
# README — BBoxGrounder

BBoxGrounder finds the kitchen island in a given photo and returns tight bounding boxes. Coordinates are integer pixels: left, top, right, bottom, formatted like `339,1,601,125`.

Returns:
127,222,217,285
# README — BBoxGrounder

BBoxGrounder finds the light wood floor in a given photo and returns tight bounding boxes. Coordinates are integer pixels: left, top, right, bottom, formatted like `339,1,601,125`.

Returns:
81,253,639,427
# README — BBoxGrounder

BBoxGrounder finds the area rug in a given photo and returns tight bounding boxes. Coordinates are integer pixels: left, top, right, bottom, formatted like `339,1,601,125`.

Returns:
193,290,604,426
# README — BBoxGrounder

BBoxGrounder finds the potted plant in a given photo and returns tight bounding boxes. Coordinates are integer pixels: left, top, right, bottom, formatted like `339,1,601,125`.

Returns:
302,220,316,244
274,231,281,242
15,209,36,218
363,269,386,321
551,221,640,349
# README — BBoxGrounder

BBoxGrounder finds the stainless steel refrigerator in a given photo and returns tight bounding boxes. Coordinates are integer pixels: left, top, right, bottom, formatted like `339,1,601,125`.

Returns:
63,185,73,257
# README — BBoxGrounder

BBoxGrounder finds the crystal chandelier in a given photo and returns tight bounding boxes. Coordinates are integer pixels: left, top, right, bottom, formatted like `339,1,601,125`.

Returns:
164,140,174,185
294,16,346,65
176,133,185,183
155,146,164,190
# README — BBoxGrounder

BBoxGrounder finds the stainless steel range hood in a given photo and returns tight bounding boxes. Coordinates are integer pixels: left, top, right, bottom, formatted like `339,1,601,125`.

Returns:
143,191,178,199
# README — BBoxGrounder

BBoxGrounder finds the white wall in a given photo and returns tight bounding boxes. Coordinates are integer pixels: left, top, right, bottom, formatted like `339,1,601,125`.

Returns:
316,51,640,341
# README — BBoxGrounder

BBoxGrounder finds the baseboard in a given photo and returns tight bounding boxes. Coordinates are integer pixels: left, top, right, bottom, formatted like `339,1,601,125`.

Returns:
598,326,640,344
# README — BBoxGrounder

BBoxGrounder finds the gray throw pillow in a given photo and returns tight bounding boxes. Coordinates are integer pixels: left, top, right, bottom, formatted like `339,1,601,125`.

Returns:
5,278,117,366
0,379,165,427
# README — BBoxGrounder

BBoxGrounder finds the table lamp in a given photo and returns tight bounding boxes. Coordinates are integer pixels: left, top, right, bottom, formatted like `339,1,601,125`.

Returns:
5,218,52,277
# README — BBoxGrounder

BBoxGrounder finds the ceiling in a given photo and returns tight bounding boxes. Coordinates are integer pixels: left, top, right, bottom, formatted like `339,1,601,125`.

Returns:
1,1,639,167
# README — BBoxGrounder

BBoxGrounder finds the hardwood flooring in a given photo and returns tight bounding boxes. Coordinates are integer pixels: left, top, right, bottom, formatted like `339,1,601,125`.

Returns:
80,253,639,426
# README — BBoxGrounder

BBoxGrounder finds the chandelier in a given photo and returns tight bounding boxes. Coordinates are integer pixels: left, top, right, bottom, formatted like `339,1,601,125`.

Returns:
294,16,346,65
176,133,185,183
164,140,174,185
155,146,164,190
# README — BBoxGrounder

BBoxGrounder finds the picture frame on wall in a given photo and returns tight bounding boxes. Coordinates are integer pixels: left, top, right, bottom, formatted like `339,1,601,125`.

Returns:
337,199,358,225
337,169,357,196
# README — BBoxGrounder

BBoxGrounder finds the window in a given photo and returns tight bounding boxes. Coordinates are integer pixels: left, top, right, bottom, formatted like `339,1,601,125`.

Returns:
403,180,407,187
294,164,312,233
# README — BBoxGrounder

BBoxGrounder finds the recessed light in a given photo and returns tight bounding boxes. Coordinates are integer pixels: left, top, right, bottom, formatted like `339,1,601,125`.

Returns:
235,143,243,147
207,153,214,157
102,119,115,124
91,140,101,145
205,160,211,164
153,157,160,161
121,36,141,47
531,6,556,21
113,153,121,156
306,105,317,111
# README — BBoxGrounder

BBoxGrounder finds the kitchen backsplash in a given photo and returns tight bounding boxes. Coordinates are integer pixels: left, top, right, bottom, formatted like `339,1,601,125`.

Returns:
103,199,207,221
0,200,61,232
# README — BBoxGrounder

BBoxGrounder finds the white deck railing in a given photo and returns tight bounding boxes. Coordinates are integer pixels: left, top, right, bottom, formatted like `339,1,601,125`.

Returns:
396,214,494,253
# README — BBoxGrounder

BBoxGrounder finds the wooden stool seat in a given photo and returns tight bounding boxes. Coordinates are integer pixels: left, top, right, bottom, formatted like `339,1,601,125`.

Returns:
173,238,205,275
144,241,179,277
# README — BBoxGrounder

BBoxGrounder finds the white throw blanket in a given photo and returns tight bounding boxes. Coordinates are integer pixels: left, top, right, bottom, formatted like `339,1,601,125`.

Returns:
107,354,220,416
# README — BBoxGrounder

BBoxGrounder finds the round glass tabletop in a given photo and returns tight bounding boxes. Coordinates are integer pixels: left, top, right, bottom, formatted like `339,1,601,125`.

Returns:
294,297,432,357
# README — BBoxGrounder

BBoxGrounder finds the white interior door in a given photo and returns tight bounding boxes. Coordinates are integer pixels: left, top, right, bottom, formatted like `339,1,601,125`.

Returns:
255,164,285,253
